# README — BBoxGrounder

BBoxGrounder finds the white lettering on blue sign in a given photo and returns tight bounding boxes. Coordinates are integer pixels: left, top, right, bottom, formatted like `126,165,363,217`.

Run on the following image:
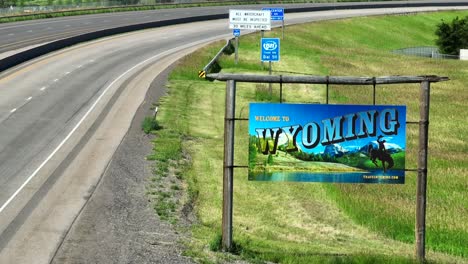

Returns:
261,38,280,62
262,7,284,21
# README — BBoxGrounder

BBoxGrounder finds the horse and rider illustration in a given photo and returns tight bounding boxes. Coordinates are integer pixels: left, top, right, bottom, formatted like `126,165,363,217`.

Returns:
368,135,394,172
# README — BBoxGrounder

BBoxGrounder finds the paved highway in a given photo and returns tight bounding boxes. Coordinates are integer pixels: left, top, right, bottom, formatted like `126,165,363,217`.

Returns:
0,3,467,263
1,1,468,56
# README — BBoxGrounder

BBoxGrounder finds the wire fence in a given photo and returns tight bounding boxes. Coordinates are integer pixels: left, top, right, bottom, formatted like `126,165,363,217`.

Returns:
392,46,460,60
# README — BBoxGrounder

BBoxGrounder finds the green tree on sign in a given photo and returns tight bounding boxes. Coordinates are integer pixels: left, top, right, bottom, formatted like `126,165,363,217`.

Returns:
435,16,468,55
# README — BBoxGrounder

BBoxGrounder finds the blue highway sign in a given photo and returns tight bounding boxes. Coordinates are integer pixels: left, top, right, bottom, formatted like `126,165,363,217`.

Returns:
261,38,280,62
262,7,284,21
233,29,240,37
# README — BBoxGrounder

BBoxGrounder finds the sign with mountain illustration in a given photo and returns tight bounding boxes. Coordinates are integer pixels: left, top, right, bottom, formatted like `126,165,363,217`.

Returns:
249,103,406,184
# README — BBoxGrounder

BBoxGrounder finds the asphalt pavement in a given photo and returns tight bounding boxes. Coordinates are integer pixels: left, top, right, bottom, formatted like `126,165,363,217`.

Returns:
51,64,194,264
1,1,467,55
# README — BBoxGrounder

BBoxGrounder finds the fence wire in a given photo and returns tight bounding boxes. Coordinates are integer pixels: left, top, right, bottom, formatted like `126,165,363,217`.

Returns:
392,46,459,60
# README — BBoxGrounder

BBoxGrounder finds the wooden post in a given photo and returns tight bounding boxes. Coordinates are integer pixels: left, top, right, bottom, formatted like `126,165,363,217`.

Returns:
416,80,430,261
222,80,236,252
280,77,283,103
235,36,239,65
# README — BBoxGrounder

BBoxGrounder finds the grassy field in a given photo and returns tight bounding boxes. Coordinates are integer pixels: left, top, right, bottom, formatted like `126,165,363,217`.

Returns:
148,10,468,263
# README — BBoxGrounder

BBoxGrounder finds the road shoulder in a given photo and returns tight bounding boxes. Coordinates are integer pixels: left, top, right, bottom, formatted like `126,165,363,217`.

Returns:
52,64,193,264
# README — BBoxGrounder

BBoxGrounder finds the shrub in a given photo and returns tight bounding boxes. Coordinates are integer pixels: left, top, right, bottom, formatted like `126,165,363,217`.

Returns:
435,16,468,55
142,116,160,134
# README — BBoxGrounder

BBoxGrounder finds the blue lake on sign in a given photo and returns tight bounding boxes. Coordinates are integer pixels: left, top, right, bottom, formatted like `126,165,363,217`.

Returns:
249,169,405,184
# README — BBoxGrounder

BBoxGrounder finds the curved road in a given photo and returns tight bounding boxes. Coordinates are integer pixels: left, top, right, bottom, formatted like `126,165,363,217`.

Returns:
1,0,468,56
0,3,467,264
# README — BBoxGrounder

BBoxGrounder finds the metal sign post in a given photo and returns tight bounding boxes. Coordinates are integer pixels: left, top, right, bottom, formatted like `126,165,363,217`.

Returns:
261,38,280,94
260,30,265,67
233,29,240,65
262,7,285,39
282,20,285,39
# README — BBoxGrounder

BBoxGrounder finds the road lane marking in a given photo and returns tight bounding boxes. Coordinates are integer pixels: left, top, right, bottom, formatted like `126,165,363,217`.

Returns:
53,79,59,82
8,33,14,36
40,86,47,91
10,108,16,113
26,97,32,101
65,71,71,75
77,65,83,68
0,35,229,215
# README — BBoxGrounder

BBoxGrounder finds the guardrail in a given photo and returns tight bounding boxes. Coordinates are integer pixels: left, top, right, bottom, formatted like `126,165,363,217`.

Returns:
198,38,234,79
1,1,467,73
0,13,226,73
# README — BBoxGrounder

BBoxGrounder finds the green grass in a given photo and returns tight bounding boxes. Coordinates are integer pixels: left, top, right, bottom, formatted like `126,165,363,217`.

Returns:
141,116,160,134
150,10,468,263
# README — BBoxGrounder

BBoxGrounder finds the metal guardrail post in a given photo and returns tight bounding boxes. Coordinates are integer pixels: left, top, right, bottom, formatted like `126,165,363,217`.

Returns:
222,80,236,251
416,80,430,261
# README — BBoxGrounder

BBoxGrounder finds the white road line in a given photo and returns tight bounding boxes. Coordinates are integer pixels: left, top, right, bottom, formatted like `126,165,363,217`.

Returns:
0,37,225,214
89,59,95,63
26,97,32,101
77,65,83,68
10,108,17,113
53,79,59,82
8,33,14,36
65,71,71,75
40,86,47,91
